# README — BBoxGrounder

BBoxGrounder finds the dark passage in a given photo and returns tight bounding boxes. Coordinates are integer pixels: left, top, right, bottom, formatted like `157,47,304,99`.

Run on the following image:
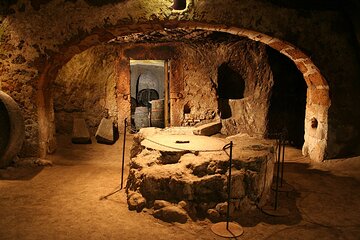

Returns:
217,63,245,119
266,47,307,148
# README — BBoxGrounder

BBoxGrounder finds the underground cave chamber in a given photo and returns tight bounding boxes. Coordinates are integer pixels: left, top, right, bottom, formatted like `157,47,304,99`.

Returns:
2,0,360,237
45,29,312,221
51,31,307,146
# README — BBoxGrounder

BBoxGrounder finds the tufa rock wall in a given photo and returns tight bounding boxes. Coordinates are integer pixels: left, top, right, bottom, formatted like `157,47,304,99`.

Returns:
179,39,273,138
53,44,119,135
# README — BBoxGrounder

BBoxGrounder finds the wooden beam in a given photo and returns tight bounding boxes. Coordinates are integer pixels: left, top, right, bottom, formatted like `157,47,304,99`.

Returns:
164,60,169,127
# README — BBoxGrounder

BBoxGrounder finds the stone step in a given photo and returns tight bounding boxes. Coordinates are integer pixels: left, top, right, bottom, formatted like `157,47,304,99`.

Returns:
71,118,91,144
95,118,115,144
193,121,222,136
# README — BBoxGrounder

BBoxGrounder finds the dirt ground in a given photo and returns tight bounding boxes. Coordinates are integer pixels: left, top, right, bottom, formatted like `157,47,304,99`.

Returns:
1,134,360,240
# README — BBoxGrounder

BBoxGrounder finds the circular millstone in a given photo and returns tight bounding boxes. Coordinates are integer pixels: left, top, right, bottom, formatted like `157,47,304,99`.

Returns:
211,222,244,238
142,134,228,152
261,205,290,217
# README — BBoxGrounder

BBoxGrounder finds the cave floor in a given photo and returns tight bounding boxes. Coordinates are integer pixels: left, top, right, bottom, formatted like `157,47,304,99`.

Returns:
0,134,360,240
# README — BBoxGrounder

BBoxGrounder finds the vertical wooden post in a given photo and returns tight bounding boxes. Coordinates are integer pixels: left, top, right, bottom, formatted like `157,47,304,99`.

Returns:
164,60,169,127
116,56,131,133
168,58,184,126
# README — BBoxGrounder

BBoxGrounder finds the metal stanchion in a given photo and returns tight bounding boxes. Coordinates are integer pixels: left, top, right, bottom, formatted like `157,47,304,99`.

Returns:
271,133,294,193
99,118,127,200
211,141,244,238
261,137,290,216
120,118,127,190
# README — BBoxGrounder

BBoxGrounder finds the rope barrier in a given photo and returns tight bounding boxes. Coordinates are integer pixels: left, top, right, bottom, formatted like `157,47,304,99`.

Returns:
143,136,228,152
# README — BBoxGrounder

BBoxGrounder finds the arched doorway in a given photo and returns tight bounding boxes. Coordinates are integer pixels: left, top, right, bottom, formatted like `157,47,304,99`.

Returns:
266,47,307,148
37,22,330,162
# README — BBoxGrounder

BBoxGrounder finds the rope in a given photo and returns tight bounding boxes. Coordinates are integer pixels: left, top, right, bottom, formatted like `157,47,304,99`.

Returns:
135,130,285,154
143,136,228,152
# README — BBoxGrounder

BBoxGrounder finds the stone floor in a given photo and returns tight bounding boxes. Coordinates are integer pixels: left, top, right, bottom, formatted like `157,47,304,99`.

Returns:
0,134,359,240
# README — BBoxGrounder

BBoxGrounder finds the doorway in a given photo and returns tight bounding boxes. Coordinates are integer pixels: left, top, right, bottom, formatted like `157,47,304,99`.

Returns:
266,47,307,148
130,60,169,130
217,63,246,119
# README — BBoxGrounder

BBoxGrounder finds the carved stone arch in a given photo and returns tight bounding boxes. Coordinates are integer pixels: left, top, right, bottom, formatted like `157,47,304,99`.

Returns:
37,22,330,162
177,23,330,162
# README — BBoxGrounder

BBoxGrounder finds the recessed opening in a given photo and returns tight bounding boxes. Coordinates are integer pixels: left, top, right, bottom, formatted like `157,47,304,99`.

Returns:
172,0,187,10
183,103,191,114
311,117,318,129
130,60,166,130
217,63,245,119
218,63,245,99
266,47,307,148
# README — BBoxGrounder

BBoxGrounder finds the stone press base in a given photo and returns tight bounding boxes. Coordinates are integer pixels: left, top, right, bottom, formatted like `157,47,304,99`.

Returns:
126,128,275,223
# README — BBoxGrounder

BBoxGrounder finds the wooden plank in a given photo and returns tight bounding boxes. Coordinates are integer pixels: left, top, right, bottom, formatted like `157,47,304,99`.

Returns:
164,60,169,127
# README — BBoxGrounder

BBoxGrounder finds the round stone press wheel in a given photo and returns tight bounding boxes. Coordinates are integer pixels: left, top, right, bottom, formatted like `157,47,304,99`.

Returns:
0,91,25,168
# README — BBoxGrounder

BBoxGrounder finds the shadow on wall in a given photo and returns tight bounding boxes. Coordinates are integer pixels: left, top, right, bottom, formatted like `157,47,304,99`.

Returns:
217,63,245,119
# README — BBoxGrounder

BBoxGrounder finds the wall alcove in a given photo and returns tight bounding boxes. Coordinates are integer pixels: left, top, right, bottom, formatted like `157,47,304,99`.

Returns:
217,63,246,119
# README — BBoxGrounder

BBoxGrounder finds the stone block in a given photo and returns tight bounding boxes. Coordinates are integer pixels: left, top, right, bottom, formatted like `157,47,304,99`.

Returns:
153,206,188,223
295,60,308,74
285,48,308,60
309,88,330,106
71,118,91,144
229,170,246,198
127,191,146,212
305,72,327,86
269,40,289,51
154,200,171,210
207,208,220,221
178,200,188,210
95,118,115,144
193,121,222,136
215,202,235,216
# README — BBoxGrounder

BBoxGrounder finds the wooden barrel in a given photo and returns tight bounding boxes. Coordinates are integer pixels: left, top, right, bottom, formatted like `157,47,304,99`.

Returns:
150,99,164,128
134,107,149,130
0,91,25,168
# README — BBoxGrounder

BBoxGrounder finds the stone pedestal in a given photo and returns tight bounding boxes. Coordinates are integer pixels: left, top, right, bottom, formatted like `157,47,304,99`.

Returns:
126,128,275,222
72,118,91,144
95,118,115,144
